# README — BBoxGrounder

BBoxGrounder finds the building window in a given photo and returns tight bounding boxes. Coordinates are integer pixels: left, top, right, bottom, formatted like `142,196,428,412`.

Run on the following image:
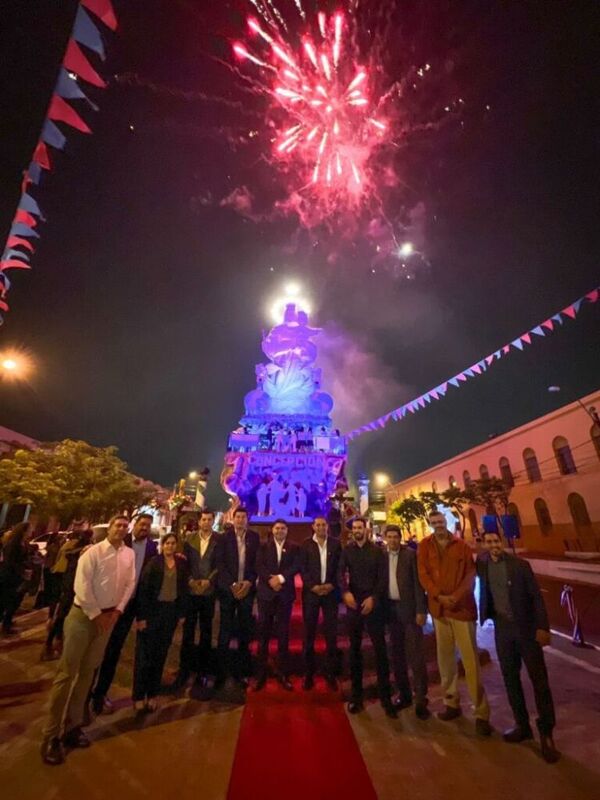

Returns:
468,508,479,535
463,470,472,487
499,457,514,487
523,448,542,483
507,502,521,527
448,475,457,488
479,464,490,480
553,436,577,475
568,493,591,531
534,498,553,535
591,424,600,461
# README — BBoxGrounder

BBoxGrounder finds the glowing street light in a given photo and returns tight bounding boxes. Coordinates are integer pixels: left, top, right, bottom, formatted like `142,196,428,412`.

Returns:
373,472,391,489
0,349,33,382
398,242,414,258
188,471,198,480
269,280,312,323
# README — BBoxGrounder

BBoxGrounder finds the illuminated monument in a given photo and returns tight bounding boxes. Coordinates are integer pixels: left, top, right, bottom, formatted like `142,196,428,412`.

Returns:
221,303,347,522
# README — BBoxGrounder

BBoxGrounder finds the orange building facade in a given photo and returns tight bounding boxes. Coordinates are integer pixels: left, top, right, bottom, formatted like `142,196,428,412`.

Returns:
385,390,600,556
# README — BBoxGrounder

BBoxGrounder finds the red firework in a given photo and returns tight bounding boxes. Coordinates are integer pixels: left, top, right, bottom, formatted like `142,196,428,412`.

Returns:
233,9,387,198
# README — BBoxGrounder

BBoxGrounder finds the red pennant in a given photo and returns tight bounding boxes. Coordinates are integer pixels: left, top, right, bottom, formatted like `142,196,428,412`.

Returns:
33,141,52,170
49,94,92,133
485,355,494,366
7,236,35,253
562,304,577,319
0,259,31,270
541,319,554,331
0,299,9,312
82,0,118,30
63,39,107,88
15,209,37,228
586,289,599,303
521,332,532,345
472,364,482,374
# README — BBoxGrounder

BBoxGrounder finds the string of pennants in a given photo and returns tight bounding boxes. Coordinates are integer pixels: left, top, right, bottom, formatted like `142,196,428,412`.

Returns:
0,0,118,325
345,285,600,441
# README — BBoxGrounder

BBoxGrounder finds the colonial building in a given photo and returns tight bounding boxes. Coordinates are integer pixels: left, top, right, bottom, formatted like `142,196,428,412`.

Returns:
385,390,600,556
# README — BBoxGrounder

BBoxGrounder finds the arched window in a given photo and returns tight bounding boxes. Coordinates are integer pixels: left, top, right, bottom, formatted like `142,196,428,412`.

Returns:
499,457,514,487
463,470,472,487
553,436,577,475
507,502,521,527
468,508,479,535
534,498,553,535
590,424,600,461
432,481,438,493
523,448,542,483
479,464,490,480
448,475,457,488
568,493,591,531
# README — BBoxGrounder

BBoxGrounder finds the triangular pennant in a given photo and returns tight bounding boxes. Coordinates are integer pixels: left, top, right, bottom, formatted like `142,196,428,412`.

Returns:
531,325,545,337
0,259,31,270
3,249,30,263
471,364,481,375
42,120,67,150
430,390,439,401
439,382,448,394
521,332,532,345
552,313,563,325
586,289,599,303
541,319,554,331
49,94,92,133
503,344,510,354
561,305,577,320
7,236,35,253
573,298,583,314
74,6,106,59
19,193,43,217
81,0,118,31
0,299,9,313
512,338,524,350
449,377,459,388
55,68,99,110
494,349,502,359
10,223,40,239
32,141,52,170
27,161,43,185
485,355,494,366
63,39,107,88
464,368,475,378
15,209,37,228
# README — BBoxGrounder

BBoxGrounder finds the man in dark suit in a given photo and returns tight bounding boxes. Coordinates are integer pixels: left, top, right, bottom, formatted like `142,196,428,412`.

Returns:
300,516,341,690
338,517,396,718
90,514,158,714
254,519,300,691
215,507,260,689
384,525,430,719
477,531,559,763
176,508,219,688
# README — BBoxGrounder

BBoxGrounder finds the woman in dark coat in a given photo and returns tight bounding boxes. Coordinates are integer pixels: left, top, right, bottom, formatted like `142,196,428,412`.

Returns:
132,533,189,711
0,522,33,634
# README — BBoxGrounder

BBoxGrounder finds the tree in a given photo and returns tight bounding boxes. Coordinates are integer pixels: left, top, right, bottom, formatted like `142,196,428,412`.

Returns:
440,486,471,536
0,439,159,523
465,476,511,516
388,495,427,536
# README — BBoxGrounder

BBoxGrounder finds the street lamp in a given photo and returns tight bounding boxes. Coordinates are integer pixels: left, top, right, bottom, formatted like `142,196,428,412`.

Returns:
0,349,33,382
374,472,391,489
398,242,414,258
188,471,198,481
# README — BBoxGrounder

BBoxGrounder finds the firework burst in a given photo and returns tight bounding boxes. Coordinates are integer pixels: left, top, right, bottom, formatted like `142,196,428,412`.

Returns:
233,5,389,203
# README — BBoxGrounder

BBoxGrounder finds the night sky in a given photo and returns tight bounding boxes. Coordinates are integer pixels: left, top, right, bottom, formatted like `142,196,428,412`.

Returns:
1,0,599,506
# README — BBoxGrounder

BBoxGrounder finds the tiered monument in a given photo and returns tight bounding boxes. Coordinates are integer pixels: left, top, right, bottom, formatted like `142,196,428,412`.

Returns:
221,303,347,527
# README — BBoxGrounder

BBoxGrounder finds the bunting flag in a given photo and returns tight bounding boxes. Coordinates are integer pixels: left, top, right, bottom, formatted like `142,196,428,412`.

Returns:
344,285,600,441
0,0,117,324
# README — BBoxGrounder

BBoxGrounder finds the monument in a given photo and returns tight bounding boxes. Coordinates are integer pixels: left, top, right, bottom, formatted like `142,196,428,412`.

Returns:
221,303,347,524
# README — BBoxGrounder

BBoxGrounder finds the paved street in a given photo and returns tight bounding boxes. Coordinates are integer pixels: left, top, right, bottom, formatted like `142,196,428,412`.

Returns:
1,603,599,800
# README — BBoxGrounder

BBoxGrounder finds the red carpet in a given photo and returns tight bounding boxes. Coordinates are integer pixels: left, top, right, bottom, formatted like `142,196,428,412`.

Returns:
227,579,377,800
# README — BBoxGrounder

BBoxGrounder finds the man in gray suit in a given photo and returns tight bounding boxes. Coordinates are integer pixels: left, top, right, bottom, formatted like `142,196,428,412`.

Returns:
384,524,430,719
176,509,219,688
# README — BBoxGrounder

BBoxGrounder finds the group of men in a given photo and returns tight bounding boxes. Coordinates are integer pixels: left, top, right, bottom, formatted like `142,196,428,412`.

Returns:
39,505,560,767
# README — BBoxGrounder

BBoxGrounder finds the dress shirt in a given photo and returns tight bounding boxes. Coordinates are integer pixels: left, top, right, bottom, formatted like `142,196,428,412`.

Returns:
236,532,246,583
274,537,286,584
487,555,513,621
388,550,400,600
199,533,212,558
132,537,147,584
74,538,136,621
313,534,328,584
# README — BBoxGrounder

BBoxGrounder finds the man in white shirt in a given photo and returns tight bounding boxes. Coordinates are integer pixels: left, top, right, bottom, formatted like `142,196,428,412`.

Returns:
41,515,135,765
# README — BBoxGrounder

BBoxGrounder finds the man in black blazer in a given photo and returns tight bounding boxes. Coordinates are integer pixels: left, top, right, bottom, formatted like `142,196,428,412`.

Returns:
300,516,341,690
91,514,158,714
255,519,300,691
384,525,430,719
477,531,559,763
176,509,219,688
215,508,260,689
338,517,396,718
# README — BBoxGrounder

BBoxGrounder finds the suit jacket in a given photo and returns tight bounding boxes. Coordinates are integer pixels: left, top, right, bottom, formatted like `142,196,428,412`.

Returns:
256,538,300,604
124,534,158,599
477,552,549,639
337,541,387,606
184,533,218,595
300,536,341,592
136,554,190,621
384,546,428,622
216,529,260,593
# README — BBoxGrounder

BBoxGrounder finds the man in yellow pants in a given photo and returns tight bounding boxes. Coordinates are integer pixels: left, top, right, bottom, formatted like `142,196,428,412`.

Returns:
417,510,491,736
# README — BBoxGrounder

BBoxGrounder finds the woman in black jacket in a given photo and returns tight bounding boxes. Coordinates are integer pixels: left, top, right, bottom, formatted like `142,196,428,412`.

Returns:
132,533,189,711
